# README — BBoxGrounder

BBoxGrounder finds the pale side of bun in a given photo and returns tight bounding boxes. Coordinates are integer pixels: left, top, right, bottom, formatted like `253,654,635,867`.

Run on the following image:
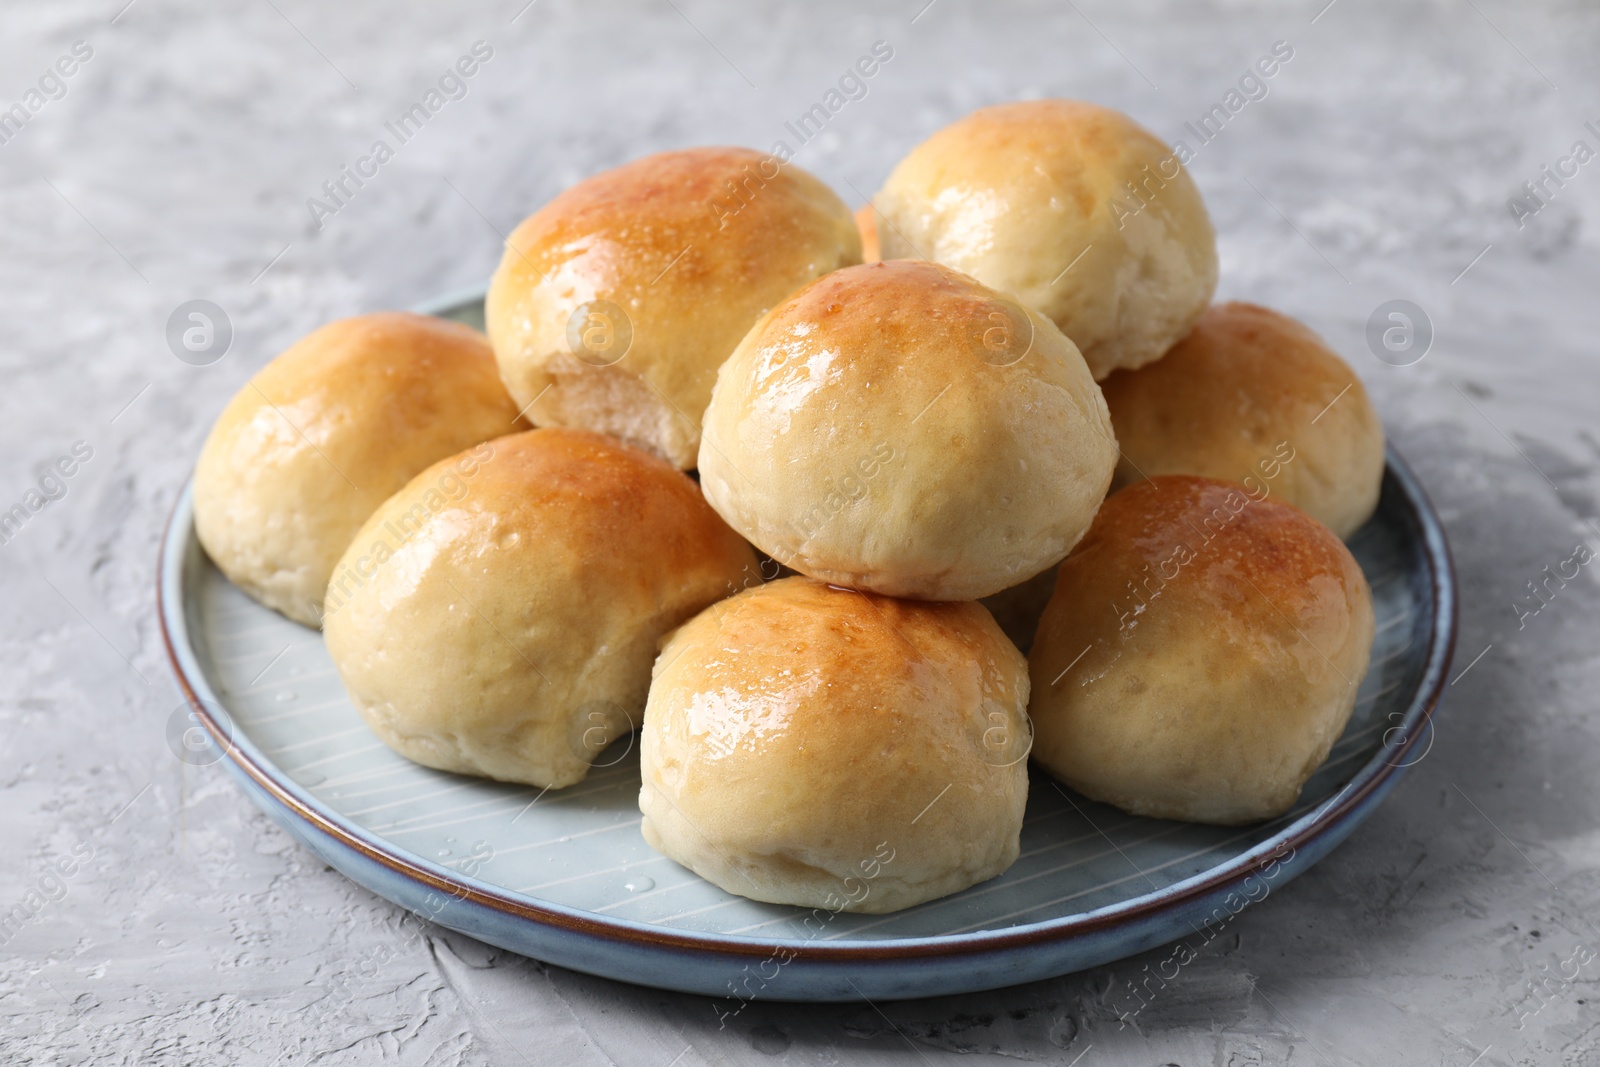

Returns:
698,259,1118,601
640,577,1030,913
1028,476,1375,825
194,313,521,627
486,148,861,469
874,100,1218,379
323,428,759,790
855,203,881,263
1102,302,1386,539
979,563,1060,654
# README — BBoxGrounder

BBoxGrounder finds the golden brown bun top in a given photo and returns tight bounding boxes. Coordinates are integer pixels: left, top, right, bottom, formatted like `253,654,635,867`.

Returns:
887,99,1189,222
1102,302,1365,438
742,257,1055,380
487,148,861,467
1073,475,1360,628
240,312,516,444
218,310,521,523
434,427,754,571
641,575,1030,911
1100,302,1385,538
1028,473,1374,824
499,147,858,311
506,148,853,271
909,99,1159,185
648,577,1033,805
658,577,1026,742
322,425,758,787
500,149,860,300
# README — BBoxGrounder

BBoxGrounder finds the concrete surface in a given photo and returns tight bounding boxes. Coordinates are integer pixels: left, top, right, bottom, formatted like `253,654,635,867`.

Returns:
3,0,1599,1063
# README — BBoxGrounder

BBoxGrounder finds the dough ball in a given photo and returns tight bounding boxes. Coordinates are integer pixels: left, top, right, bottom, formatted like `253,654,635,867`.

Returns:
324,428,760,789
698,259,1117,601
194,312,520,626
1028,475,1374,824
640,577,1031,913
1102,302,1385,538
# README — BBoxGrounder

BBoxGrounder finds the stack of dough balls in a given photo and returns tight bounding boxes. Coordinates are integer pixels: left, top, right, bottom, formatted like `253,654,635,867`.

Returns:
192,99,1387,919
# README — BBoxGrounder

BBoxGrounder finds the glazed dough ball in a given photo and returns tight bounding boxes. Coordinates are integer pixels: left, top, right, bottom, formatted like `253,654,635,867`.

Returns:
698,259,1118,601
874,99,1218,379
323,428,759,790
194,312,520,627
640,577,1031,913
1102,302,1386,539
1028,476,1375,825
486,147,861,469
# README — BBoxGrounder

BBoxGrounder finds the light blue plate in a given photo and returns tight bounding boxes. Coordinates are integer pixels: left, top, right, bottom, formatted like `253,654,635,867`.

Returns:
158,290,1456,1002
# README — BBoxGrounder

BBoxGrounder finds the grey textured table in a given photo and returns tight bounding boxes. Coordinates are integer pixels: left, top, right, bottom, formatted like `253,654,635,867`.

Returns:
3,1,1598,1063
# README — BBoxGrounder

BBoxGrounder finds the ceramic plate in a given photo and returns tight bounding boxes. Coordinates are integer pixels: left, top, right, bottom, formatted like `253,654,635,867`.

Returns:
157,289,1457,1002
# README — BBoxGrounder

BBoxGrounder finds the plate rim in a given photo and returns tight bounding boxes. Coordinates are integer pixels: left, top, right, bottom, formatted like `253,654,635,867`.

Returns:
160,307,1457,964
